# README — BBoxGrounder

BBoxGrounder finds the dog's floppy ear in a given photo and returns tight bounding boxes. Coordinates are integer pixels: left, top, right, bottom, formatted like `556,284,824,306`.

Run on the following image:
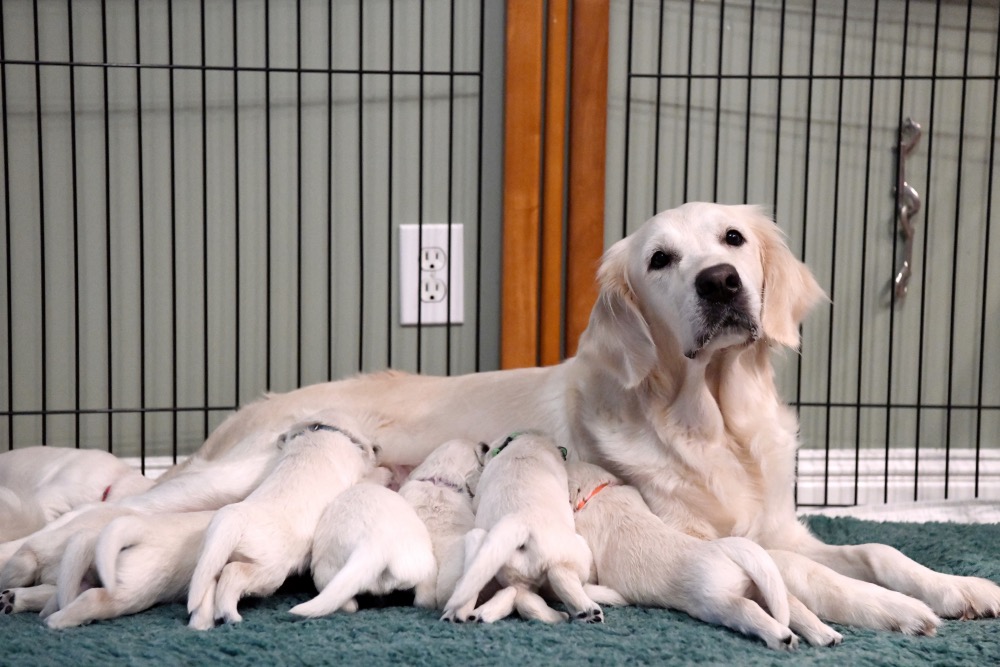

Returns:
753,211,826,348
581,238,657,388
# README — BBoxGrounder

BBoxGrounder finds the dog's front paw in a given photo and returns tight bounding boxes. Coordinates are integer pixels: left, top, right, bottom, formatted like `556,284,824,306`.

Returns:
1,590,13,615
573,607,604,624
927,575,1000,620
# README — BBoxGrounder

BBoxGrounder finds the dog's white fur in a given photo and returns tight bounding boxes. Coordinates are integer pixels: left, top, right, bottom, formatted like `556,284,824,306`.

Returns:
442,432,604,624
289,483,436,618
396,438,487,609
186,413,381,629
44,511,215,628
0,446,153,543
71,203,1000,633
0,505,136,616
568,461,843,649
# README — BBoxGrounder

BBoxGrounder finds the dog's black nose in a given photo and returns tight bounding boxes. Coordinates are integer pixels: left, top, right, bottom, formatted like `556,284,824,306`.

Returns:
695,263,742,303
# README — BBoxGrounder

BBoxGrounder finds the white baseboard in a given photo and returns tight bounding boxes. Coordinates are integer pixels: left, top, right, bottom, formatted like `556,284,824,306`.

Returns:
796,448,1000,506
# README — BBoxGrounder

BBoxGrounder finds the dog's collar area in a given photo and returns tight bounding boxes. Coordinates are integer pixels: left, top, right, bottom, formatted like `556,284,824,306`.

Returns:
292,423,368,450
490,431,523,458
412,476,471,498
574,482,613,512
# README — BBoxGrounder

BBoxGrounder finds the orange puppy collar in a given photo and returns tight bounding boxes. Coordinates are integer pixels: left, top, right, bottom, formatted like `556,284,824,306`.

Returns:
575,482,611,512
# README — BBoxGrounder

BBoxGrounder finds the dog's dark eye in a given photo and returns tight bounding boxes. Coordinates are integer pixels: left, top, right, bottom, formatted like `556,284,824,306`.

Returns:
725,229,745,247
648,250,675,270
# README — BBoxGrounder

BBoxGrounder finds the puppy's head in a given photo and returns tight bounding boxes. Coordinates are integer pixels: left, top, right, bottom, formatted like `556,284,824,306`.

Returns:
408,438,486,494
483,431,567,465
588,203,824,384
279,416,379,467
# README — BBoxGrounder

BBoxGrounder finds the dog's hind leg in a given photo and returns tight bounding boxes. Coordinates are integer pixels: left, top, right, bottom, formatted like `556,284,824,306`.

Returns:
45,588,123,629
513,588,568,624
0,549,39,589
413,571,437,609
583,583,627,606
787,594,842,647
188,584,217,631
213,562,281,625
442,520,528,623
703,598,798,651
1,585,55,614
470,585,517,623
547,565,603,623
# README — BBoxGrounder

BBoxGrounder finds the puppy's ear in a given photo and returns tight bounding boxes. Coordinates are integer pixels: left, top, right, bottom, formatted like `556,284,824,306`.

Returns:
581,238,657,388
754,212,826,348
475,441,490,465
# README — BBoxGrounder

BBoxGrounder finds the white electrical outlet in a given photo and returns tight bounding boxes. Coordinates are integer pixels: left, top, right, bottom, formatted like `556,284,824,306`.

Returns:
400,224,463,325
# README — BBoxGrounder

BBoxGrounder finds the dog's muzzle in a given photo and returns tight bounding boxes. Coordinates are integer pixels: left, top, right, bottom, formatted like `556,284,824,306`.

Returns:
687,263,760,358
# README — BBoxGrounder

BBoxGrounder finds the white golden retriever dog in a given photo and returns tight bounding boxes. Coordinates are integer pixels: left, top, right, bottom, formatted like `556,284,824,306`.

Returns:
186,413,381,629
568,461,841,649
290,483,436,618
88,203,1000,635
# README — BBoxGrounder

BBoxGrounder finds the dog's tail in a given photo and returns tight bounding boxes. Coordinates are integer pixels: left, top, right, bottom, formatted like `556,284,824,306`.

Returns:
289,546,382,618
92,515,146,597
716,537,790,626
55,530,100,609
442,516,530,620
186,507,245,615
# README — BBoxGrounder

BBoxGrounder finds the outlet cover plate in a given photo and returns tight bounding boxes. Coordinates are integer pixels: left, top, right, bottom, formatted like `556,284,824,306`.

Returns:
400,224,464,326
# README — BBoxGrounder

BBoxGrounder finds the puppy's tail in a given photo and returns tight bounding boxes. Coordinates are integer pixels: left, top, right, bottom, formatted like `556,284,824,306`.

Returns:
56,530,100,609
716,537,790,627
186,507,245,614
289,547,381,618
93,515,146,596
442,516,530,620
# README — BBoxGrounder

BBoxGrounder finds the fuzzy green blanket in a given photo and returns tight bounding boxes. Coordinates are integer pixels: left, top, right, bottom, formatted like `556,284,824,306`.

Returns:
3,517,998,666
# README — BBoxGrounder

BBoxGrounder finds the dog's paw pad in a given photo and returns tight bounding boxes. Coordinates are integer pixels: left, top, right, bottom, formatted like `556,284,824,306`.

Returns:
1,590,14,615
575,608,604,624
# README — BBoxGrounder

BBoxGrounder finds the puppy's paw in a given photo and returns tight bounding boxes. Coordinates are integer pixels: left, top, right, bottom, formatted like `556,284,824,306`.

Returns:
573,607,604,624
1,590,13,615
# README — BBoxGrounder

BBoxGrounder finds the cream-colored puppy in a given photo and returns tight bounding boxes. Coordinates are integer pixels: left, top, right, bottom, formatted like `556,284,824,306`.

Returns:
290,483,436,618
186,415,381,629
0,446,153,543
568,461,842,650
397,438,486,608
442,432,605,624
0,505,136,616
44,511,215,629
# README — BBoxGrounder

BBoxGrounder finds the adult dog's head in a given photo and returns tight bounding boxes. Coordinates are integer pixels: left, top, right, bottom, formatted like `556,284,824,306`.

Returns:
584,202,825,388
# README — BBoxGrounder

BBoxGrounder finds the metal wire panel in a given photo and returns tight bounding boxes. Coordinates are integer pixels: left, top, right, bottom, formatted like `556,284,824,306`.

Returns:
608,0,1000,505
0,0,504,469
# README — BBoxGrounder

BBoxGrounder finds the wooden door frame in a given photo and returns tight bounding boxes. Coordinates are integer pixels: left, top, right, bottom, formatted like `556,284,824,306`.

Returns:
501,0,609,369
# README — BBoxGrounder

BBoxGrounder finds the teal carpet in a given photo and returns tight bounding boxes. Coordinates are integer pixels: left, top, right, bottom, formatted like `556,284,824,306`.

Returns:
3,517,999,666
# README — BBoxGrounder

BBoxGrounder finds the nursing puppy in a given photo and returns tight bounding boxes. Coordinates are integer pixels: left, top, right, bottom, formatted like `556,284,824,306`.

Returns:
397,438,486,608
44,511,215,629
187,414,381,629
0,505,135,616
0,446,153,543
290,483,436,618
568,462,842,650
442,432,604,624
